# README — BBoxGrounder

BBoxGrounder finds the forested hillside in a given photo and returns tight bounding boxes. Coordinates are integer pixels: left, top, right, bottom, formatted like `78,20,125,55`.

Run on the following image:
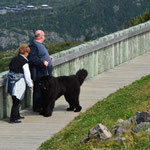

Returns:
0,0,150,51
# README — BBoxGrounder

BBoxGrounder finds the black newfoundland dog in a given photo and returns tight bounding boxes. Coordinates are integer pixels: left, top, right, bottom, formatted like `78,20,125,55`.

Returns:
39,69,88,117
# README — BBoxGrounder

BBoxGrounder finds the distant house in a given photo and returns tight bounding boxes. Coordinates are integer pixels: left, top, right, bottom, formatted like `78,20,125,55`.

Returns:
19,5,26,10
14,8,22,12
8,6,17,9
1,4,53,15
41,4,48,8
0,8,6,14
5,7,10,10
40,4,52,9
26,5,35,9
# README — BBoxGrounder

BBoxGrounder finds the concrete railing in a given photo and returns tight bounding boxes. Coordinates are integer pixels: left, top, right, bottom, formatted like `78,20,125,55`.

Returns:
1,21,150,119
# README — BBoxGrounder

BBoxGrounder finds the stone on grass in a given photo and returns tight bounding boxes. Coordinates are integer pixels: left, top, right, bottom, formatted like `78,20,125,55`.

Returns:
132,122,150,133
136,111,150,124
80,123,112,143
88,123,112,140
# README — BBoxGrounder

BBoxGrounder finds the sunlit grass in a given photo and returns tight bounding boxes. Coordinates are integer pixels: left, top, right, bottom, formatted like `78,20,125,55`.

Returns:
39,75,150,150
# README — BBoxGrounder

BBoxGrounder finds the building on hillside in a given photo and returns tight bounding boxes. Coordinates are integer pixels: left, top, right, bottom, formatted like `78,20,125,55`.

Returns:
26,5,36,9
14,8,22,12
40,4,52,9
0,8,6,14
7,6,17,10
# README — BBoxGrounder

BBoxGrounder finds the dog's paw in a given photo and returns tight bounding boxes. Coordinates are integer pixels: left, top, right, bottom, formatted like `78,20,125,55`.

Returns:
74,106,82,112
74,109,81,112
67,107,74,111
44,111,52,117
40,110,44,115
44,113,52,117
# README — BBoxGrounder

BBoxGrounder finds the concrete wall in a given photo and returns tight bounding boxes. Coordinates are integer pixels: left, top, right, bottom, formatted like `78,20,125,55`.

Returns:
0,21,150,119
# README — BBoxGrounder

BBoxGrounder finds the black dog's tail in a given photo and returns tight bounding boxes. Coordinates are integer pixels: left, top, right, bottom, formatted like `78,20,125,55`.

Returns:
76,69,88,85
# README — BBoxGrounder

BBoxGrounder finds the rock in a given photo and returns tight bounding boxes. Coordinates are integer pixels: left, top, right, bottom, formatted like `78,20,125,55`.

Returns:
132,122,150,133
81,110,150,144
127,115,137,124
116,119,124,124
120,120,132,129
80,137,90,143
113,126,126,137
88,123,112,141
145,128,150,134
136,111,150,124
111,119,131,136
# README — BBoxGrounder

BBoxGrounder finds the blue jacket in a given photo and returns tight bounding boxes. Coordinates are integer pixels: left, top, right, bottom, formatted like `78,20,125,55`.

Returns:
6,71,26,100
28,40,53,81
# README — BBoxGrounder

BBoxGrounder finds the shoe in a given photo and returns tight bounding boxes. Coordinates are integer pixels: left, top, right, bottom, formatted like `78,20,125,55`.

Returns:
9,120,22,124
17,116,25,119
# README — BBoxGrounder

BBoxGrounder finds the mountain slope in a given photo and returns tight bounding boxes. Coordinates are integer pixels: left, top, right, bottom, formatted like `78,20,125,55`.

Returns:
0,0,150,50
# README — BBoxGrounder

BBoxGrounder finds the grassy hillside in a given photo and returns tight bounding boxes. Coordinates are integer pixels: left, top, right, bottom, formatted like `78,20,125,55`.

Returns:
124,11,150,28
39,74,150,150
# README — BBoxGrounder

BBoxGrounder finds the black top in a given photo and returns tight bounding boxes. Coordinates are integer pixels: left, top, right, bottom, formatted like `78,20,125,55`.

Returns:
9,55,28,73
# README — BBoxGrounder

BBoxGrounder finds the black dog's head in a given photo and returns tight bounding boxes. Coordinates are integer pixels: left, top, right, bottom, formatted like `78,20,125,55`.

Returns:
39,75,56,92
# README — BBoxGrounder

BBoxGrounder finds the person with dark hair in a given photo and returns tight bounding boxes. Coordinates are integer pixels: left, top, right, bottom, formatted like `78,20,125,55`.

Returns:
28,30,53,112
7,44,33,123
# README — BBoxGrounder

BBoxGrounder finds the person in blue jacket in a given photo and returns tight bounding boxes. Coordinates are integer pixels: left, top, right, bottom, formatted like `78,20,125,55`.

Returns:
28,30,54,112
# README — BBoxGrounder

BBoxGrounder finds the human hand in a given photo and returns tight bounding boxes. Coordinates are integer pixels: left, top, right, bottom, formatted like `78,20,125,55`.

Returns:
30,86,33,90
50,56,54,62
43,61,49,66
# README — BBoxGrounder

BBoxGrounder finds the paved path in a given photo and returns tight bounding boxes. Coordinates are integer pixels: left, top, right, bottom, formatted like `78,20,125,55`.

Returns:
1,52,150,150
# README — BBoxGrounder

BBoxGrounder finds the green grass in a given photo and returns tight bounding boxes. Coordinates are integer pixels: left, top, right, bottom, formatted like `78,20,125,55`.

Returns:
39,75,150,150
0,49,17,72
